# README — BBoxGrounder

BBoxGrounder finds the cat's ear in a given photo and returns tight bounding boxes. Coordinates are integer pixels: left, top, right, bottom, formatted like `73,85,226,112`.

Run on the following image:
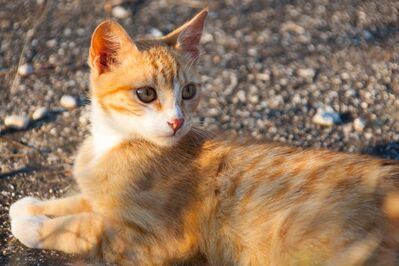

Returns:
162,8,208,61
89,20,138,75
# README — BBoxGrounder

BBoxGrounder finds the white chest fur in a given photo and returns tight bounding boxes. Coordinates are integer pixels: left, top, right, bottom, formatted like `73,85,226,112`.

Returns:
90,100,126,157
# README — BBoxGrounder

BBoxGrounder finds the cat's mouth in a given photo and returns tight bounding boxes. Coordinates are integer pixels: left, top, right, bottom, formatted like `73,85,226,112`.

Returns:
156,127,190,145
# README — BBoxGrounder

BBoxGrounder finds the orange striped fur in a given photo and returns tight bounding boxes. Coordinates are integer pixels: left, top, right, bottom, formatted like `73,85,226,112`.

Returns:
9,9,399,266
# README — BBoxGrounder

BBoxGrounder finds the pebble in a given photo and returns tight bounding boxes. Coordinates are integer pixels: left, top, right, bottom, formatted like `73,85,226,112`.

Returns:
341,72,350,80
208,108,220,116
79,106,90,125
363,30,373,40
248,48,257,56
353,118,366,132
281,21,305,34
63,27,72,36
298,68,315,79
4,115,29,130
312,107,341,126
17,63,33,76
201,32,213,43
60,95,77,109
112,6,130,19
256,73,270,81
236,90,246,103
150,28,163,37
32,107,48,120
79,115,89,125
46,39,57,48
248,95,259,104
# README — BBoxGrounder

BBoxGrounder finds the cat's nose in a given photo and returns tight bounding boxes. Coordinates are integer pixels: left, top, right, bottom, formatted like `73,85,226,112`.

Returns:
167,118,184,134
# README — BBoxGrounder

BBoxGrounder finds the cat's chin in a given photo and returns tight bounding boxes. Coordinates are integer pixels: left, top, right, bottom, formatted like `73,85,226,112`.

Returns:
147,130,189,147
150,135,183,147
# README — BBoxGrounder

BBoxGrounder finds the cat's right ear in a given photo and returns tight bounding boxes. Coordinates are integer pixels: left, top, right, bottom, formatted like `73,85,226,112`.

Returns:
89,20,138,75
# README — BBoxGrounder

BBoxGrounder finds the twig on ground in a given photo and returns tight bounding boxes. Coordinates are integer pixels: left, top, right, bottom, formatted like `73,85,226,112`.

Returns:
0,136,44,160
7,0,50,99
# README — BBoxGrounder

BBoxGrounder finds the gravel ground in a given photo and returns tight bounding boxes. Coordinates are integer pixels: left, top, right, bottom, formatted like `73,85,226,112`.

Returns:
1,0,399,265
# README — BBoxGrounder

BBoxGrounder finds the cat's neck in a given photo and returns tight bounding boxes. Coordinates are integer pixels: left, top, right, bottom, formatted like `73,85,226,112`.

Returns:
90,99,127,156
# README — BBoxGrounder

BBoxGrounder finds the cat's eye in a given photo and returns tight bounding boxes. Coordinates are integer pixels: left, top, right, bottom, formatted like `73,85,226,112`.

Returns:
182,83,197,100
136,87,157,103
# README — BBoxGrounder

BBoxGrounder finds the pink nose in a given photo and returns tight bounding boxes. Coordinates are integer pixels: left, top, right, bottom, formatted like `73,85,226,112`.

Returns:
167,118,184,134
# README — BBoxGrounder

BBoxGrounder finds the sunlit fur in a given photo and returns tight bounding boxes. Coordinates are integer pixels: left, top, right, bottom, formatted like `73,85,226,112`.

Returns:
9,9,399,266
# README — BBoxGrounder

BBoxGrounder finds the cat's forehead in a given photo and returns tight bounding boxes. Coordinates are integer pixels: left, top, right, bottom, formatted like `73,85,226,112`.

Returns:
144,46,180,87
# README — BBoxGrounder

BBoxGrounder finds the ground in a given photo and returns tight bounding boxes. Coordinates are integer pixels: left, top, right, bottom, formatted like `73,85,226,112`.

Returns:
0,0,398,265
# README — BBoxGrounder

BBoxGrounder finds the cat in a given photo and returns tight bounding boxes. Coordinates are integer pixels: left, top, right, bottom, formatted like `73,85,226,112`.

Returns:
9,8,399,266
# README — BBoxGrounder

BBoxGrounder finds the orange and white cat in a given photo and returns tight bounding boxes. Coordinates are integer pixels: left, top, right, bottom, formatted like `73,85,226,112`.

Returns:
9,8,399,266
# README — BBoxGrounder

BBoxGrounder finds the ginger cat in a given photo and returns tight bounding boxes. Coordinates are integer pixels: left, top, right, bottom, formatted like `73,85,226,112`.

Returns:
9,8,399,266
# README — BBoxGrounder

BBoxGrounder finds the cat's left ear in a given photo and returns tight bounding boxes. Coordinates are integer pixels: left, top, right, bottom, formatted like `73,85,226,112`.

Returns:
162,8,208,61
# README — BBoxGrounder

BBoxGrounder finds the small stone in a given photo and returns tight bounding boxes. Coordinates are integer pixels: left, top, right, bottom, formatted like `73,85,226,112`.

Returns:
298,68,315,79
79,115,89,125
363,30,373,40
150,28,163,37
282,21,305,34
77,28,85,36
256,73,270,81
248,48,257,56
236,90,246,103
49,128,57,136
32,107,48,120
341,72,350,80
208,108,220,116
17,63,33,76
4,115,29,130
63,27,72,36
46,39,57,48
201,32,213,43
353,118,366,132
342,124,352,139
112,6,130,19
60,95,77,109
292,94,301,104
312,107,341,126
248,95,259,104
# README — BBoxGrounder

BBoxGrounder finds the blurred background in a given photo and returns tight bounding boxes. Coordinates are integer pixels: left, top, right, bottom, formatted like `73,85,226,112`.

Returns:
0,0,399,264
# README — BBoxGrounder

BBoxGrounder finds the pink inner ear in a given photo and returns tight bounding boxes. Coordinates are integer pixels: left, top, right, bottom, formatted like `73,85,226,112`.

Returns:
179,28,202,60
177,10,207,60
91,37,121,74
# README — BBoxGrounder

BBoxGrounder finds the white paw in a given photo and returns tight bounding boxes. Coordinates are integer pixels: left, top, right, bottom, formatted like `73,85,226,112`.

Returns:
9,197,42,220
11,215,49,248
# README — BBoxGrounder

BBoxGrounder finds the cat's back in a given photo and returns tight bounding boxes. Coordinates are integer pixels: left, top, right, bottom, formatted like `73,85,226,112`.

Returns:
203,137,399,265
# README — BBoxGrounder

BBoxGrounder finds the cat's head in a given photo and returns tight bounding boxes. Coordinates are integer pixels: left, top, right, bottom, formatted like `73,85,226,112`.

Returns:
88,9,207,146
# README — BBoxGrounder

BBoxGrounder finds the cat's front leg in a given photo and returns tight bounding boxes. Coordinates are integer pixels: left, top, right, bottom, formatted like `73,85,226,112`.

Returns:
11,213,103,254
9,194,92,219
10,215,50,248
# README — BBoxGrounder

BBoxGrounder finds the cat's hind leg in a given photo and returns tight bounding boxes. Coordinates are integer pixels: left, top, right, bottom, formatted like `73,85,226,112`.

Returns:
9,194,91,219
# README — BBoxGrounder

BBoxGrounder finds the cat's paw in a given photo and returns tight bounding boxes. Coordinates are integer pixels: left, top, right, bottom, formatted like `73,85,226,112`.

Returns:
11,215,49,248
9,197,42,220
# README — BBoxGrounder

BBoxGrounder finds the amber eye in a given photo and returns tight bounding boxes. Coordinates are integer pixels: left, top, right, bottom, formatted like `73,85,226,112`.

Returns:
136,87,157,103
182,83,196,100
